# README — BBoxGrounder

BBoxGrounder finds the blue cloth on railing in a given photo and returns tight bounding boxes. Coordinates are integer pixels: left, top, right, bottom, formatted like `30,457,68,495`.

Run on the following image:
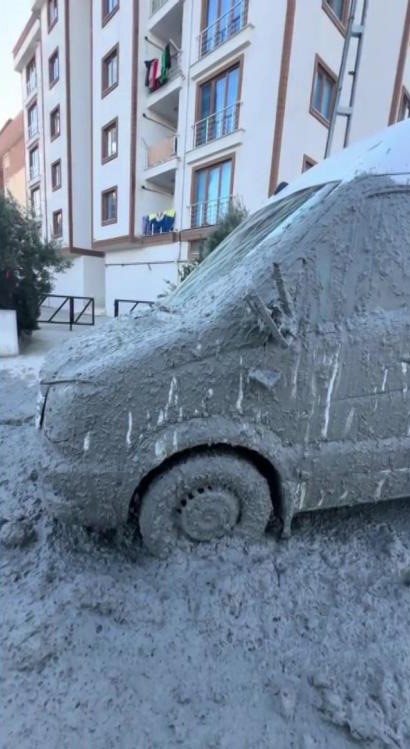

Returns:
142,210,175,236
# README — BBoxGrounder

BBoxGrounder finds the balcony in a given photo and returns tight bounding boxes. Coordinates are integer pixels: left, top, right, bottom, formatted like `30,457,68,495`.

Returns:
198,0,248,59
26,75,37,97
28,122,39,141
148,0,183,50
194,102,240,148
144,134,178,191
141,210,176,238
146,134,177,168
190,196,233,229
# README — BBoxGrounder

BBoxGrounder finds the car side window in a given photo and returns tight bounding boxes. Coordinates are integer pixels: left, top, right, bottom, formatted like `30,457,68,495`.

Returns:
359,189,410,313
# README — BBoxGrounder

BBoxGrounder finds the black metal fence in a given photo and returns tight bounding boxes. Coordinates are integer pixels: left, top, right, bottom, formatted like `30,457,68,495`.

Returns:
113,299,155,317
39,294,95,331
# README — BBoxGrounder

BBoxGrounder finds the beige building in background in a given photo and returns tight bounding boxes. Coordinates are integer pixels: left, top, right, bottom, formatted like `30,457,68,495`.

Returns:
13,0,410,314
0,112,26,207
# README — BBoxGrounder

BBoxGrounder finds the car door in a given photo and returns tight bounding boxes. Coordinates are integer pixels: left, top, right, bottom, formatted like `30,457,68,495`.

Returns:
300,178,410,511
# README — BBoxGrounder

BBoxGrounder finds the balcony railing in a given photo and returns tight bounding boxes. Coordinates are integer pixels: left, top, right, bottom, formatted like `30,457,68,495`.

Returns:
26,75,37,96
28,122,39,140
29,165,40,181
194,102,240,147
198,0,248,58
190,196,233,228
146,134,177,168
150,0,168,14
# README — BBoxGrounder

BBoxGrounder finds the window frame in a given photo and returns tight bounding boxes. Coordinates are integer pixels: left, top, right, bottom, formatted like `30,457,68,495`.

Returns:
50,104,61,141
101,44,119,98
47,0,58,32
302,154,317,172
102,0,119,26
27,100,39,139
52,209,63,238
48,47,59,89
322,0,349,34
101,117,119,163
101,186,118,225
29,144,40,181
30,186,41,217
398,86,410,122
51,159,62,191
310,54,338,127
195,59,243,146
191,155,235,227
26,57,36,86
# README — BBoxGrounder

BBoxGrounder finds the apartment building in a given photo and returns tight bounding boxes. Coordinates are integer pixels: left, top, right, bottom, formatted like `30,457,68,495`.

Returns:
13,0,410,315
0,113,26,206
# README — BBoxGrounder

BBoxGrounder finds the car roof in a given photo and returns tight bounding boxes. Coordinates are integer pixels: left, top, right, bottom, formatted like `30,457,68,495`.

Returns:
269,118,410,202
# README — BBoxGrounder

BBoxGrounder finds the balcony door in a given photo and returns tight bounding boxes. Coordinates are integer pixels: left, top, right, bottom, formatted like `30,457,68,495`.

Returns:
197,65,240,145
202,0,244,54
193,159,232,227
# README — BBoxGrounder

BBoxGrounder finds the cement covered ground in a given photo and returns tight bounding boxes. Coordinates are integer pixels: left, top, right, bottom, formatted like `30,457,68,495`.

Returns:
1,325,410,748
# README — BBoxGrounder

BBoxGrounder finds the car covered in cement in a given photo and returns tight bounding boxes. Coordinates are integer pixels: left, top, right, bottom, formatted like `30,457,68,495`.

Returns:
38,120,410,556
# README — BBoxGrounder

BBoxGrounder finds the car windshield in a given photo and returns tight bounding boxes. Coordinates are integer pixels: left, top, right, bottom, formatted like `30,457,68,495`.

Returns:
167,185,327,306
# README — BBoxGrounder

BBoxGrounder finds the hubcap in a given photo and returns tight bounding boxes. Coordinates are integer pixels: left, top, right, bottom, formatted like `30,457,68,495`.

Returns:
176,488,240,542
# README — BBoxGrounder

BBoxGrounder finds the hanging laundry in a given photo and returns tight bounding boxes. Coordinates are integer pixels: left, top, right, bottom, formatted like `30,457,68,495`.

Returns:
145,43,173,92
144,59,155,87
142,210,176,236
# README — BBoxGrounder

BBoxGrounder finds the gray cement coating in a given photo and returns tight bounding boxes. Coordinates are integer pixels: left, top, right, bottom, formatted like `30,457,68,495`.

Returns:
2,363,410,748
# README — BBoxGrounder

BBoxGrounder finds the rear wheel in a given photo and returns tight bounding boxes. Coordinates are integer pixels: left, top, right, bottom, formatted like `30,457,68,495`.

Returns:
138,451,273,557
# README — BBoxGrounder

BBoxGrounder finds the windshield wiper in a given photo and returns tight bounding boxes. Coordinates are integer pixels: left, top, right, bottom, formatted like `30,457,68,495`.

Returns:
246,264,296,348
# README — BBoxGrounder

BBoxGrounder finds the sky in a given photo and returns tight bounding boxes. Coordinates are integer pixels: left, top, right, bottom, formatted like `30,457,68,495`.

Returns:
0,1,33,127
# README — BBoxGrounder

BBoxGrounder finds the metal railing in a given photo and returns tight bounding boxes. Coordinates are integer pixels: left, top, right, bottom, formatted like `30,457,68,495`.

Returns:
114,299,155,317
190,196,233,229
198,0,248,58
151,0,168,14
28,122,39,140
39,295,95,331
194,102,240,147
29,165,40,181
146,134,177,168
26,75,37,96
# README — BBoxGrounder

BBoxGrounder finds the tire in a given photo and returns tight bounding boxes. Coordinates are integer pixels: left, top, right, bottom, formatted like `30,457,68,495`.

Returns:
138,451,273,557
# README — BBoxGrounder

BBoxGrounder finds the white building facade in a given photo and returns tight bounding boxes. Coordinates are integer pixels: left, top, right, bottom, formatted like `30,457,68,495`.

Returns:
14,0,410,316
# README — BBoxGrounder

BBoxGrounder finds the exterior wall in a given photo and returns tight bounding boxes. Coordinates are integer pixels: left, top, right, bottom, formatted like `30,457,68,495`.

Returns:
51,255,105,308
92,0,134,242
105,242,185,315
69,0,93,249
0,113,26,206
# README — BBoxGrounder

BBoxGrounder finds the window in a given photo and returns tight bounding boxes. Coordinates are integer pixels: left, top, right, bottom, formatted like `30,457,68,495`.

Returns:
195,64,240,146
29,146,40,181
101,187,117,224
398,88,410,121
192,159,232,227
27,102,39,140
48,0,58,30
311,57,337,125
52,209,63,238
102,0,119,24
200,0,247,57
323,0,348,25
302,155,317,172
30,186,41,218
102,46,119,96
50,105,60,139
51,160,61,190
102,118,118,162
26,57,37,95
49,49,59,87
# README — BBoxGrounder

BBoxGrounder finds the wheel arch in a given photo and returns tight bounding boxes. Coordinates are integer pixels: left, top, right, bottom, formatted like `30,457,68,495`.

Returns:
129,441,284,526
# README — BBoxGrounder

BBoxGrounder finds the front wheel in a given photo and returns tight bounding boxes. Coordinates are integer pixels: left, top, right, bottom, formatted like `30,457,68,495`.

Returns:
138,451,273,557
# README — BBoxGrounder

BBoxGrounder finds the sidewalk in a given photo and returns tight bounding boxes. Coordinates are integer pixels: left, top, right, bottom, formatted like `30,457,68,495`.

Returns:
0,317,108,381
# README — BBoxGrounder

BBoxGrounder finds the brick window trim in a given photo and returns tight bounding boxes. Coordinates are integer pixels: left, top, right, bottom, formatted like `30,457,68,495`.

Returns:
309,54,338,128
50,105,60,141
101,185,118,225
52,209,63,237
101,44,119,98
51,159,62,191
101,117,119,163
48,47,59,89
102,0,119,27
48,0,58,32
322,0,350,35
